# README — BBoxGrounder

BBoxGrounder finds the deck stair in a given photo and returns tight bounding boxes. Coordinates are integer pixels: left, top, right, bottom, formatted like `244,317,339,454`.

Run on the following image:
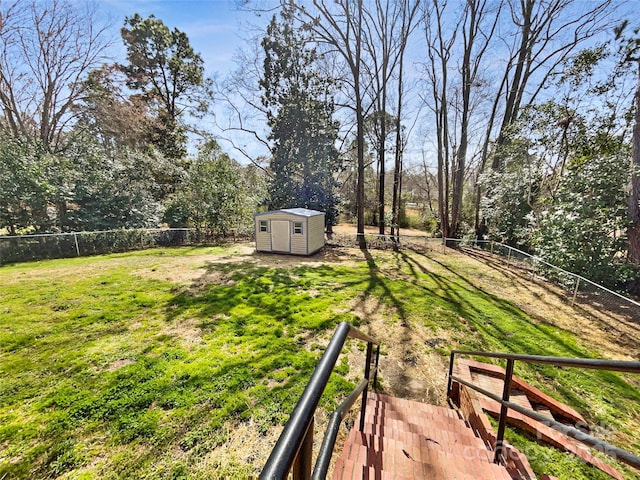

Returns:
260,324,639,480
333,392,513,479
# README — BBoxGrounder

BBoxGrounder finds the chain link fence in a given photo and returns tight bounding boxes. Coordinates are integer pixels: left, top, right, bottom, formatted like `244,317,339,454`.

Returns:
327,232,442,251
3,228,638,321
443,238,640,322
0,228,249,265
326,232,639,321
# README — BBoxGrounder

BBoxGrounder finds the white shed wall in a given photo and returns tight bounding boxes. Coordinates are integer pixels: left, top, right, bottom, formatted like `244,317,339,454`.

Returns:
255,217,272,252
255,210,325,255
290,224,307,255
307,214,325,254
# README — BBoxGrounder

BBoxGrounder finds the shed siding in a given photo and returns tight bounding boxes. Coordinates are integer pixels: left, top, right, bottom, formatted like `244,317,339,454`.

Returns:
254,209,325,255
255,217,272,252
308,214,325,253
290,224,307,255
256,232,271,251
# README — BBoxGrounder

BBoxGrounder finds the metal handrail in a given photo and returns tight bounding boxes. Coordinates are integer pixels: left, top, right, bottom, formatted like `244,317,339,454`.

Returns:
260,322,380,480
448,350,640,470
312,379,369,480
452,375,640,469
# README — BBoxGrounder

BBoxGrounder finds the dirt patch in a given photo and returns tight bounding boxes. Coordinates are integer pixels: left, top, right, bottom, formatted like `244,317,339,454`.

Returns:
161,318,205,348
205,420,284,475
250,247,362,269
107,358,135,371
134,243,364,286
134,245,256,285
341,293,451,406
332,223,429,237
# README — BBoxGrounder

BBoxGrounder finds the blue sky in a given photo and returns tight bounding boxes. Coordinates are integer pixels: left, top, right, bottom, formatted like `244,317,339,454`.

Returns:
94,0,636,167
100,0,264,77
97,0,275,159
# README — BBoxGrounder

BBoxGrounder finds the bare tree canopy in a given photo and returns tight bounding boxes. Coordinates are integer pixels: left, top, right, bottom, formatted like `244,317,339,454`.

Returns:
0,0,112,151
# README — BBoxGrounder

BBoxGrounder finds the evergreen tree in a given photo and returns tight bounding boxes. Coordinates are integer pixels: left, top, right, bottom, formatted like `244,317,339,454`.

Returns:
532,151,629,287
260,11,341,228
0,131,49,234
120,14,210,161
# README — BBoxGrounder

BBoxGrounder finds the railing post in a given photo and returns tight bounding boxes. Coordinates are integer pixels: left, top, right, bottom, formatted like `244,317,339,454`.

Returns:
360,342,373,432
373,344,380,391
446,352,456,397
572,278,580,306
530,258,536,280
494,359,515,464
292,416,314,480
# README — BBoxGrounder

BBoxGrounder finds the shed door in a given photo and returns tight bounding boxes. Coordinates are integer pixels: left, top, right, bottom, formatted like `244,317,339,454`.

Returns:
271,220,291,252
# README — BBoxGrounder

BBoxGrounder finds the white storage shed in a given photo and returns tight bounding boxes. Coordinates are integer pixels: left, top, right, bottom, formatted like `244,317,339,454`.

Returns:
255,208,325,255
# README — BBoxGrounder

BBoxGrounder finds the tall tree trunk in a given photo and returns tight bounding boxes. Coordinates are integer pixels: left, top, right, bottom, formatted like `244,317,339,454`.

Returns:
390,0,418,239
354,0,366,247
474,70,507,232
492,0,533,170
450,1,476,239
378,103,386,235
392,51,404,240
628,61,640,264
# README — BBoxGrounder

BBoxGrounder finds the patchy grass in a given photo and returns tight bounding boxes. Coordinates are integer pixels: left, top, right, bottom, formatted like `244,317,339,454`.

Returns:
0,244,639,479
358,247,640,480
0,247,362,479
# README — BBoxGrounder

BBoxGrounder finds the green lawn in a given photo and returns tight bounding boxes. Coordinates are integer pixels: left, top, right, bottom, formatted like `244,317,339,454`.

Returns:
0,244,638,479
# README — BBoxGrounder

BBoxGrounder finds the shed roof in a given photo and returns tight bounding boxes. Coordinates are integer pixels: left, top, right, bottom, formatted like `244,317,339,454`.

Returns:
256,208,324,218
281,208,324,217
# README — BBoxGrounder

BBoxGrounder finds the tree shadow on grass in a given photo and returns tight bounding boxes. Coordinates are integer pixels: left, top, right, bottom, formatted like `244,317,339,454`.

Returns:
397,248,586,353
395,248,640,423
359,246,423,398
455,247,640,358
359,246,408,324
162,256,369,397
161,248,640,430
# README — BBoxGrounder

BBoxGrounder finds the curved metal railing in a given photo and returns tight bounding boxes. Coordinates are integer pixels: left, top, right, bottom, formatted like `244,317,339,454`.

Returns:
447,350,640,470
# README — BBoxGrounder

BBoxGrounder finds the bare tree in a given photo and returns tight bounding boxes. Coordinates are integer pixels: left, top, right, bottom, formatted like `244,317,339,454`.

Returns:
362,0,398,234
361,0,420,237
290,0,369,243
390,0,420,240
474,0,616,232
214,34,272,171
0,0,112,151
423,0,497,240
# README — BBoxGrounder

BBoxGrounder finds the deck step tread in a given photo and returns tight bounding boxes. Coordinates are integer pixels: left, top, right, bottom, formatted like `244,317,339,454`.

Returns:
333,392,512,480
